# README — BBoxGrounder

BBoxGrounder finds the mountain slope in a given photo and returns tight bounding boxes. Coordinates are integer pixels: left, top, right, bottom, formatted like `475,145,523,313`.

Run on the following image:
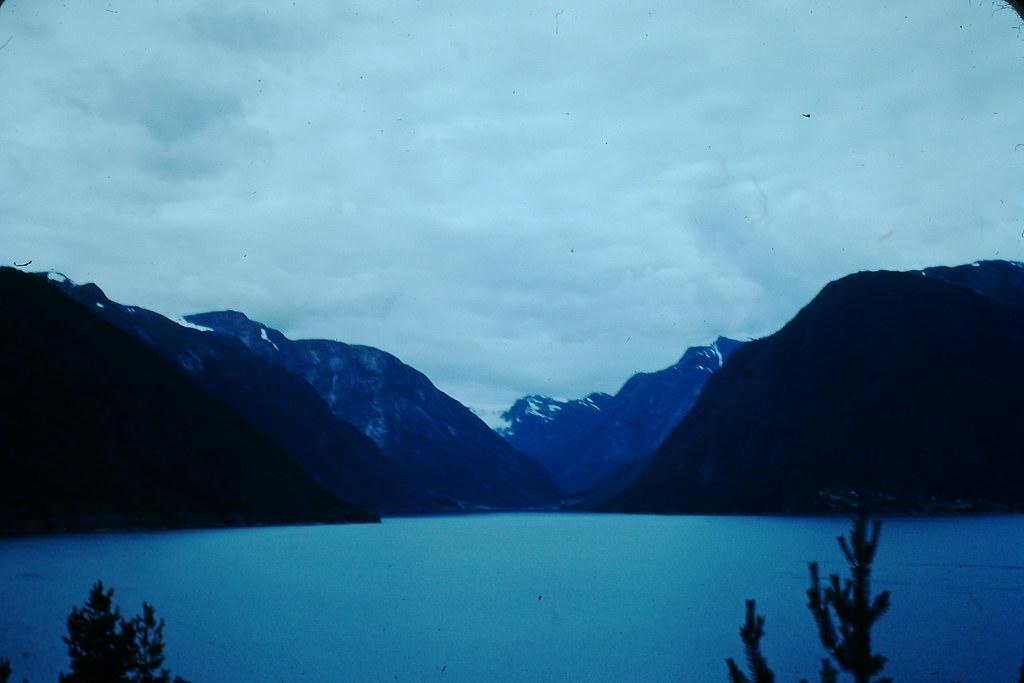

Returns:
603,267,1024,514
500,337,744,495
920,259,1024,313
499,393,613,484
187,311,564,510
0,267,376,532
44,275,416,514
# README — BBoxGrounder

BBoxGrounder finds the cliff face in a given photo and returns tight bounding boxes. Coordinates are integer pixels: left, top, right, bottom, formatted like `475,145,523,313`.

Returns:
47,275,414,514
188,311,564,511
1,268,377,532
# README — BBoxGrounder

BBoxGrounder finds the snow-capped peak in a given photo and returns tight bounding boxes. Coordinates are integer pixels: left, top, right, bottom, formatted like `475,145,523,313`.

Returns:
526,395,561,421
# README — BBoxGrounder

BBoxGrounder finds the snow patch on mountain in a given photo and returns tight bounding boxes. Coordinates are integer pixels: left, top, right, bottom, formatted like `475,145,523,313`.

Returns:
174,317,215,332
46,271,73,284
526,396,562,421
260,327,279,351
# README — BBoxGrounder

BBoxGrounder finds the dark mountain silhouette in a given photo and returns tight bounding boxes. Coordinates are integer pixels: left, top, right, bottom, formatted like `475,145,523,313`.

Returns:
0,267,377,532
919,259,1024,314
500,337,744,495
603,263,1024,514
44,274,418,514
186,311,563,511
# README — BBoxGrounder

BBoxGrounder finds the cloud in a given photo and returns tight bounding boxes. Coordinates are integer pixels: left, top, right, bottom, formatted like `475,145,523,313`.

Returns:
2,0,1022,421
181,4,318,56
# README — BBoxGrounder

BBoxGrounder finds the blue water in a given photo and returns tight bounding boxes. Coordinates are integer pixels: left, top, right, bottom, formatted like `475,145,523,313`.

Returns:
1,513,1023,681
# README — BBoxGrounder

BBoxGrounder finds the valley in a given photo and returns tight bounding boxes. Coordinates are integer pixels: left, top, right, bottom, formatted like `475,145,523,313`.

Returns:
2,260,1022,529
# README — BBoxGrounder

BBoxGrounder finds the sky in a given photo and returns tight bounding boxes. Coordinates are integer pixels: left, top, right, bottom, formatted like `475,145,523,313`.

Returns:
2,1,1022,425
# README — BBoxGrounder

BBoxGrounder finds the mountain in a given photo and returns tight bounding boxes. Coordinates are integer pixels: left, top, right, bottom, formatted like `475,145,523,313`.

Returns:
186,311,564,511
499,393,613,483
602,263,1024,514
499,337,744,495
43,274,417,514
919,259,1024,313
0,267,376,532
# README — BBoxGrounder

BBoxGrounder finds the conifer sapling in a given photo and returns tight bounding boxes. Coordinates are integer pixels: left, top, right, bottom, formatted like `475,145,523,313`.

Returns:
805,508,891,683
726,600,775,683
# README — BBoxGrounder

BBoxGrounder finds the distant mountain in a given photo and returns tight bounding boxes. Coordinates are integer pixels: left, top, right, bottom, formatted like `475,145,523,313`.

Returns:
43,274,417,514
602,263,1024,514
500,337,744,495
187,311,564,511
0,267,376,532
499,393,613,481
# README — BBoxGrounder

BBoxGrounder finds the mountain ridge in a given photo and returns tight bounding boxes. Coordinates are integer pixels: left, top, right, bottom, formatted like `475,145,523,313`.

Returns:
602,262,1024,514
187,310,564,511
42,275,418,514
1,267,377,532
499,336,744,495
15,258,1023,522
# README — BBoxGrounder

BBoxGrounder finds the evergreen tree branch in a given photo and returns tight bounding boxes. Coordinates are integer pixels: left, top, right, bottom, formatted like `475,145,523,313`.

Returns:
726,600,775,683
807,508,890,683
807,562,839,653
819,657,838,683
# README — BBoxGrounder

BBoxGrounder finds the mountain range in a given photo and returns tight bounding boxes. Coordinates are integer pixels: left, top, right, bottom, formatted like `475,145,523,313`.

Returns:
183,310,561,511
41,276,560,514
0,267,376,532
601,260,1024,514
3,258,1022,528
499,336,744,496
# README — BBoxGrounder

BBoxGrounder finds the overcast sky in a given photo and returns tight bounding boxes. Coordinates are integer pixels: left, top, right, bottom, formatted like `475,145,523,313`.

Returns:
2,1,1022,424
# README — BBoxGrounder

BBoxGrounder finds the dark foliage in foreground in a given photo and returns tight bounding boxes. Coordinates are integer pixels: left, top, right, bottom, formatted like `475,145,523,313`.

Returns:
805,514,890,683
726,600,775,683
60,581,190,683
728,509,891,682
726,509,1024,683
1,582,190,683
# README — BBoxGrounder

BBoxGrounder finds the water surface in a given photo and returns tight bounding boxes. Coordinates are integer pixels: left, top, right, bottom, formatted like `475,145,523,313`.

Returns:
1,513,1022,681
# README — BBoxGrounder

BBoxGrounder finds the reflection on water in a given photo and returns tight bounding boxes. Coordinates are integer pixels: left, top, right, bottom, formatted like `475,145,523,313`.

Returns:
1,514,1022,681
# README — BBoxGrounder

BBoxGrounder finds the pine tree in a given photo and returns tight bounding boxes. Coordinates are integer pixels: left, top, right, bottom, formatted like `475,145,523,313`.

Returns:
727,509,892,683
60,581,190,683
0,657,11,683
60,581,137,682
131,602,171,683
806,508,891,683
726,600,775,683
